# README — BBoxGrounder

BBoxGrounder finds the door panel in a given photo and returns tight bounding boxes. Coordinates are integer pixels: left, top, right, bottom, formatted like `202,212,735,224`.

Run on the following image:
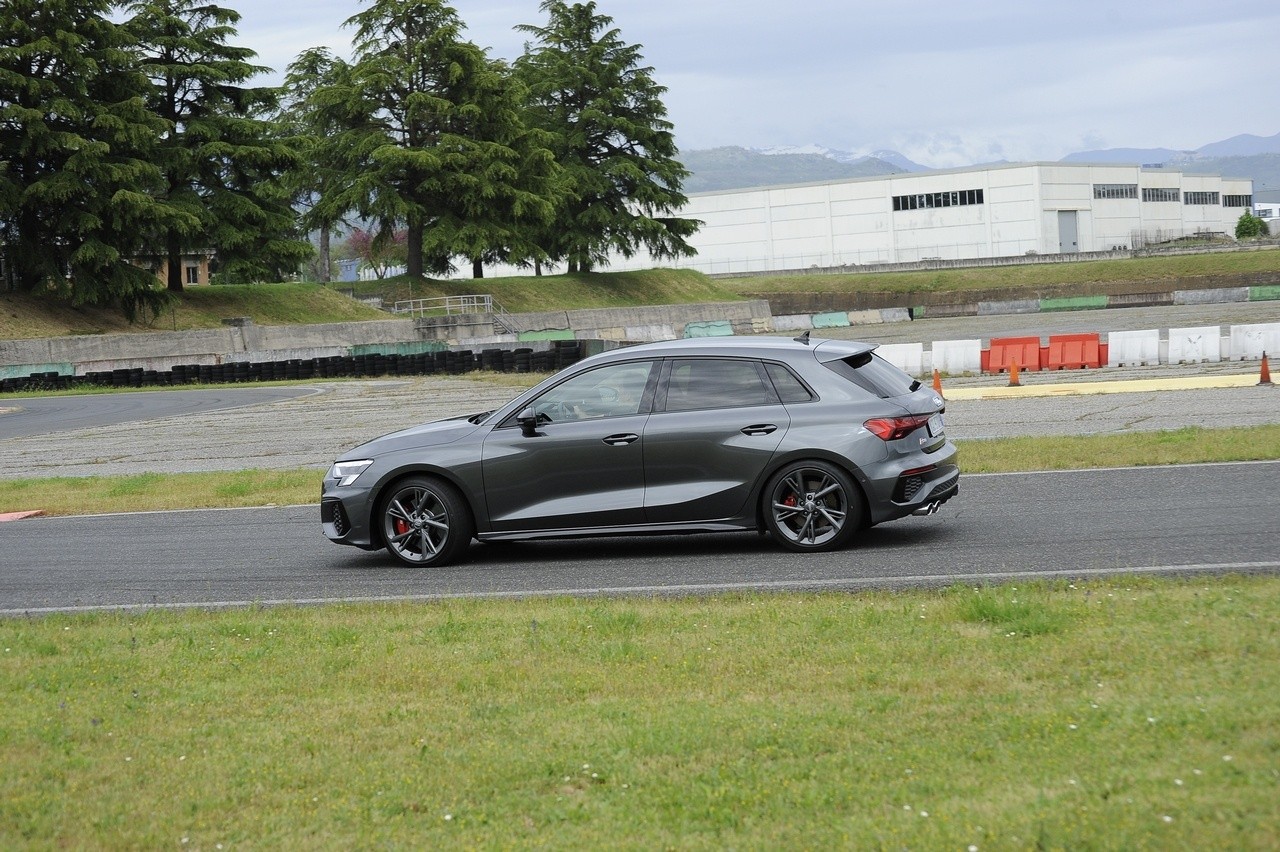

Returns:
642,405,789,522
644,357,791,523
481,415,650,531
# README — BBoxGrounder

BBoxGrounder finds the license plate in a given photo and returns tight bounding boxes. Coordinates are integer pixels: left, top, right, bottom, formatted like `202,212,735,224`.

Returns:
927,413,944,437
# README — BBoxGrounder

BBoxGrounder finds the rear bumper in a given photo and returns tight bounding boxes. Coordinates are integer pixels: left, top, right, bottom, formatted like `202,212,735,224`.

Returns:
870,463,960,524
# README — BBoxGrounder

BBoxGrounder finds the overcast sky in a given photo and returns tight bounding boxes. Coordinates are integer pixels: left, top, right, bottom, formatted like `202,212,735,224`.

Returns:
232,0,1280,168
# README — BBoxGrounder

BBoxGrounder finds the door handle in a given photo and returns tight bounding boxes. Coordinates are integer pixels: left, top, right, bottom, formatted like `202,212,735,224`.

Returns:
741,424,778,436
602,433,639,446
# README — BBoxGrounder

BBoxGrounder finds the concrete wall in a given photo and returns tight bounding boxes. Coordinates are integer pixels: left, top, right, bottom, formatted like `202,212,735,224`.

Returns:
0,302,775,378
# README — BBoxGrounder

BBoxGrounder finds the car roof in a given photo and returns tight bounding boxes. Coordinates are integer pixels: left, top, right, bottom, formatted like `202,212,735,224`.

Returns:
591,335,877,363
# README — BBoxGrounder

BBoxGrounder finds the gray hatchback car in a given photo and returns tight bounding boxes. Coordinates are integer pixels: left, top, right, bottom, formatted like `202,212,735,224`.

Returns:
321,335,958,567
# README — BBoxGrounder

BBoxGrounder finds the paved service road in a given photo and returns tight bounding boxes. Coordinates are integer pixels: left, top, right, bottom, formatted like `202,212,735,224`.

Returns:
2,462,1278,613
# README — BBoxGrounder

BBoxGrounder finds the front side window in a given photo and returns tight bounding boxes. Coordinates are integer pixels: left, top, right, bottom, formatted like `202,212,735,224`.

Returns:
527,361,655,423
663,358,778,412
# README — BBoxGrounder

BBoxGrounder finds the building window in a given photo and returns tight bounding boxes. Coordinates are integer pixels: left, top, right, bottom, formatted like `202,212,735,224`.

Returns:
185,265,200,284
1184,191,1220,205
1093,184,1138,200
1222,195,1253,207
892,188,983,211
1142,187,1179,202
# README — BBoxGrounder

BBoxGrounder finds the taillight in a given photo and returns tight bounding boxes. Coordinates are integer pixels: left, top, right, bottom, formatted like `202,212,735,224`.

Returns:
864,414,932,441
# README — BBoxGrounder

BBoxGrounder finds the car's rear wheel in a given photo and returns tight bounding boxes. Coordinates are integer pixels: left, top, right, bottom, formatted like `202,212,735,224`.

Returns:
763,461,861,552
378,476,473,567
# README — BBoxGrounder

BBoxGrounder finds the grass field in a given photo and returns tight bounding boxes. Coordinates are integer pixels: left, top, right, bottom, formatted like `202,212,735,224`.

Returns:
2,577,1276,847
3,250,1278,846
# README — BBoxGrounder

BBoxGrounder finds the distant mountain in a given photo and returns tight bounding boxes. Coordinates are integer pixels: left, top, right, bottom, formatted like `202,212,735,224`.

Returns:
751,144,930,172
1175,153,1280,194
680,146,907,193
1061,132,1280,165
1061,147,1190,165
680,134,1280,194
1195,132,1280,158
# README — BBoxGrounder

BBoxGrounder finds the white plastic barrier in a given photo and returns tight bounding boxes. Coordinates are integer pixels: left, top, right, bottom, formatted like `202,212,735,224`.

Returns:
930,339,983,375
875,342,924,376
772,314,814,331
1166,326,1221,364
1107,329,1161,366
1228,323,1280,361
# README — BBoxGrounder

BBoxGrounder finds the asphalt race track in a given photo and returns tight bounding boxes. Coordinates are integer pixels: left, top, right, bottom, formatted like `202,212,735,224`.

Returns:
2,461,1278,614
2,300,1278,613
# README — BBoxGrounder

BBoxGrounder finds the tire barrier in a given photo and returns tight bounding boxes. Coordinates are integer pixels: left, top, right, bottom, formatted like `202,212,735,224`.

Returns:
0,341,585,395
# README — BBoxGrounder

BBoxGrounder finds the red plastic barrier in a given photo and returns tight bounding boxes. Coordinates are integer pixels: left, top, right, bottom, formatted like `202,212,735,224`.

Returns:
1047,333,1102,370
986,336,1042,373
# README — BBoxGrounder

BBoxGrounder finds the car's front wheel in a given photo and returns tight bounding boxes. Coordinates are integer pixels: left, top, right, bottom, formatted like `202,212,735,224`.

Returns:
762,461,862,552
378,476,474,567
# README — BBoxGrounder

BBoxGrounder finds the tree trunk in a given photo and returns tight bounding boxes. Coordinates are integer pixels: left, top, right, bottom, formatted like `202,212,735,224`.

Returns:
166,230,184,292
405,215,424,280
534,260,542,277
318,228,331,283
472,258,484,278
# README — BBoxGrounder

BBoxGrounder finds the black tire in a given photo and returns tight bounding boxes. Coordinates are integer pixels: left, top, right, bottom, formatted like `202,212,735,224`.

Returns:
377,476,474,567
762,460,862,553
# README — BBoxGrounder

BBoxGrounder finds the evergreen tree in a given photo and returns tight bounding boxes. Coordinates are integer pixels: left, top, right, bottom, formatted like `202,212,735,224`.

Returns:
1235,209,1268,240
312,0,559,280
0,0,180,318
515,0,698,273
125,0,309,290
280,47,352,283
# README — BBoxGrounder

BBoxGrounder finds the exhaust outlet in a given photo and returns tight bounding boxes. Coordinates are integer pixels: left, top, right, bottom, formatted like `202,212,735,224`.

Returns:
911,501,941,517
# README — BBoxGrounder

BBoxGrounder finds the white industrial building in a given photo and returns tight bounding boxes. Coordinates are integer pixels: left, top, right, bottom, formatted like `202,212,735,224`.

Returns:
620,162,1255,275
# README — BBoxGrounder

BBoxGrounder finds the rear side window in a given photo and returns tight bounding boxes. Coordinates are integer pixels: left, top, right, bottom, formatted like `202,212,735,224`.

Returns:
664,358,778,411
764,362,814,403
822,352,919,399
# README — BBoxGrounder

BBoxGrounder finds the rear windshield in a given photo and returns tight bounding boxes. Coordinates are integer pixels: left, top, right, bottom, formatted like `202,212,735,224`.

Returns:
822,351,920,399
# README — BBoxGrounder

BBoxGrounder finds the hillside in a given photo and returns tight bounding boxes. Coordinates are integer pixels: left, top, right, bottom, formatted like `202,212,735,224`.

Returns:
0,285,388,341
680,146,904,193
0,270,740,340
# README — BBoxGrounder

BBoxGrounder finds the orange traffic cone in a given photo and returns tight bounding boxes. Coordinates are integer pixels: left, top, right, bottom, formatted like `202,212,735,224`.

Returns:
1008,359,1021,387
932,368,943,395
1260,351,1273,387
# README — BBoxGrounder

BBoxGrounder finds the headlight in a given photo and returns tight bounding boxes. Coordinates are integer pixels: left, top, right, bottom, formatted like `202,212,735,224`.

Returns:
329,459,373,486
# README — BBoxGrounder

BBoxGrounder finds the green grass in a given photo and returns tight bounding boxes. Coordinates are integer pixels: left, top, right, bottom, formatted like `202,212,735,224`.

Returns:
3,424,1276,517
719,248,1280,296
2,578,1276,847
345,267,740,312
957,424,1280,472
0,284,389,340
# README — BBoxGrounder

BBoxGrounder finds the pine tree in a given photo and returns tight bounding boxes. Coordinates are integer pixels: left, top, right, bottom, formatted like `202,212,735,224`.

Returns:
0,0,178,318
125,0,309,290
280,47,352,283
515,1,698,273
312,0,560,280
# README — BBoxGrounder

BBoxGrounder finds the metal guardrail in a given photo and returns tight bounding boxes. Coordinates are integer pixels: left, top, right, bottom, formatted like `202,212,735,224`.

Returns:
392,294,517,334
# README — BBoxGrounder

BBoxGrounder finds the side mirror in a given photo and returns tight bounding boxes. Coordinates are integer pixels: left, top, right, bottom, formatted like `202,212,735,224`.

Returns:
516,407,541,437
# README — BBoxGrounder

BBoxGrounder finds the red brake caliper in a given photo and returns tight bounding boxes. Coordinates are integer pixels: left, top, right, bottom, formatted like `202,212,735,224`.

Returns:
394,518,410,536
